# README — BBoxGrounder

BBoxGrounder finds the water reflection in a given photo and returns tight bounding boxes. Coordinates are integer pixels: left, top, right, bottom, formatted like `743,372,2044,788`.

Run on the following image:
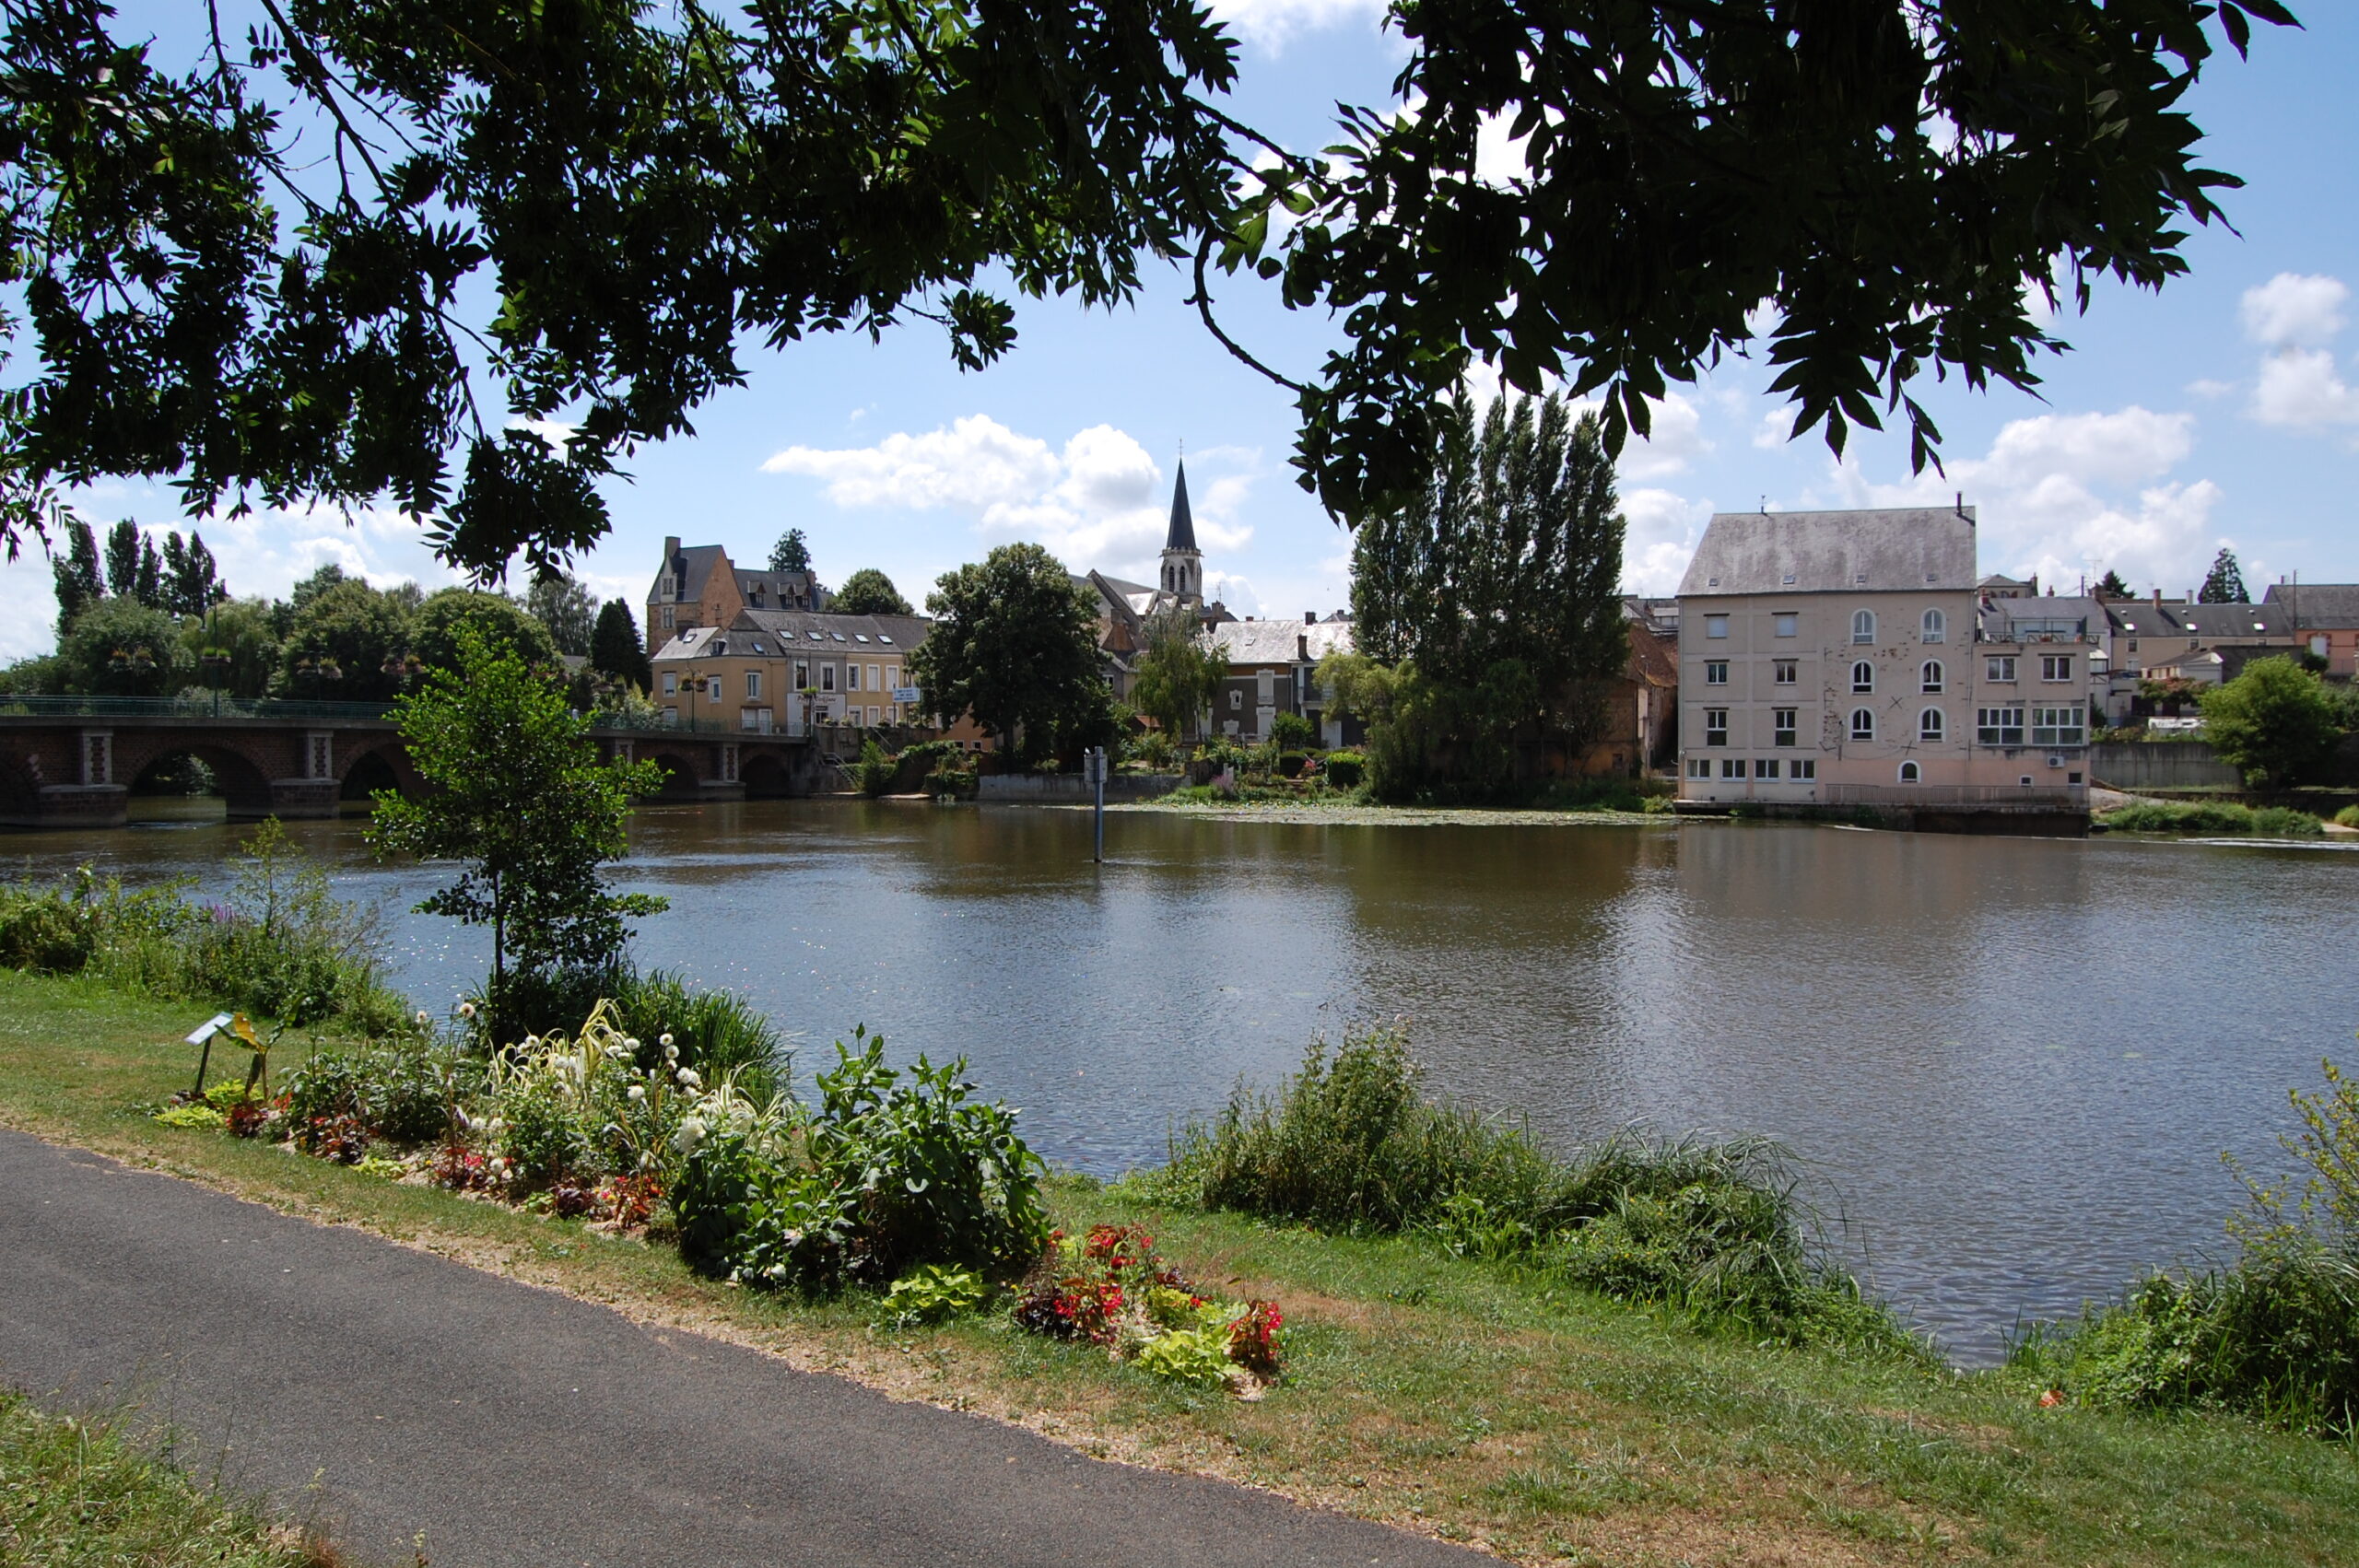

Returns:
7,800,2353,1361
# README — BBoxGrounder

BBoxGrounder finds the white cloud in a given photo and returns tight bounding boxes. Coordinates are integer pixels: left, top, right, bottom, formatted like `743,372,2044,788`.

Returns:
1973,408,2195,491
765,415,1255,584
2185,379,2235,400
1204,0,1387,51
2250,347,2359,429
1617,392,1711,480
1619,487,1709,596
762,415,1061,509
2239,273,2349,349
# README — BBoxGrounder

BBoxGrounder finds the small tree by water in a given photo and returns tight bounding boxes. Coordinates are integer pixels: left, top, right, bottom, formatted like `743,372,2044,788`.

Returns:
368,626,666,1032
2199,655,2342,790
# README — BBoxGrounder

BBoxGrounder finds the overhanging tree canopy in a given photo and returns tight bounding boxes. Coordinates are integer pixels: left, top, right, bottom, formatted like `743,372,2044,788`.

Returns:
0,0,2299,570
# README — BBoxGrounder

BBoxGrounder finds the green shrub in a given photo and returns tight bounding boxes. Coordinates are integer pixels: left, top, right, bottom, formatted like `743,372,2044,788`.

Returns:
1135,1326,1233,1387
882,1263,995,1327
1318,750,1366,788
854,737,898,797
284,1040,470,1147
2335,805,2359,829
610,969,786,1105
497,1081,596,1187
921,765,977,800
2100,801,2322,837
675,1027,1050,1293
1277,751,1308,778
1156,1028,1907,1348
1268,711,1317,750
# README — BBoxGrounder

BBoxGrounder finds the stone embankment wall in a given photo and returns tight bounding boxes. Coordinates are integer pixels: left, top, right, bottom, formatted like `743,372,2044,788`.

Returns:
2087,743,2242,790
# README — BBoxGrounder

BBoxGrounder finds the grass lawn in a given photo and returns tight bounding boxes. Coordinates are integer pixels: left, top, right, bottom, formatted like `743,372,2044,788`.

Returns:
2,969,2353,1566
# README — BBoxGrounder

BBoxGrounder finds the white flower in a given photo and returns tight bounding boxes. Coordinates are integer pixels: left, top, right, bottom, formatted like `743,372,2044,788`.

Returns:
523,1035,540,1050
627,1084,645,1102
458,1001,477,1019
675,1068,701,1089
492,1157,509,1172
624,1036,640,1051
672,1116,707,1154
415,1010,430,1026
659,1032,675,1048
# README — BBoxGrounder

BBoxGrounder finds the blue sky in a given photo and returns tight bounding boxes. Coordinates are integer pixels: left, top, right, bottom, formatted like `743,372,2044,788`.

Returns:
4,1,2353,659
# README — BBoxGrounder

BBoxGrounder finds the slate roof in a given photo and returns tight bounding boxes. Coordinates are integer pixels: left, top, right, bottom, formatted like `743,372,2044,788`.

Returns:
1207,618,1356,666
2107,601,2286,639
648,543,728,604
2262,583,2359,628
653,609,929,661
1679,507,1978,597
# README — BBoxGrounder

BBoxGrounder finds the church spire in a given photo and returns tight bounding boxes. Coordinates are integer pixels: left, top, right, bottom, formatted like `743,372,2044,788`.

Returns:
1165,459,1198,554
1159,456,1203,602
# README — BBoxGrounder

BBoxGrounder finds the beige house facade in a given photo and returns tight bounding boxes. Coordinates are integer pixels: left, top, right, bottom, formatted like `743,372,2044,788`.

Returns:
1677,507,2095,809
651,610,926,734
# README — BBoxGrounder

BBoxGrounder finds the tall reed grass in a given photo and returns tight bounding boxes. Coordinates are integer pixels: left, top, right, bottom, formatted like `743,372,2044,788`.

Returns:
1147,1026,1912,1351
2101,800,2323,836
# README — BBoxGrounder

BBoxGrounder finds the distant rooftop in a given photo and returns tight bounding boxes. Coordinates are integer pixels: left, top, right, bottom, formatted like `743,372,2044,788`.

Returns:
1679,507,1978,598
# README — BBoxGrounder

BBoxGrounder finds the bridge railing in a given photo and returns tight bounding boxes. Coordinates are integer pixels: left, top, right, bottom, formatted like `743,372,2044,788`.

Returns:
0,695,394,722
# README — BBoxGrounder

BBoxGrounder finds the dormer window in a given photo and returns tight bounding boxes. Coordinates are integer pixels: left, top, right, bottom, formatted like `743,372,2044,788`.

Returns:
855,634,871,643
878,635,895,645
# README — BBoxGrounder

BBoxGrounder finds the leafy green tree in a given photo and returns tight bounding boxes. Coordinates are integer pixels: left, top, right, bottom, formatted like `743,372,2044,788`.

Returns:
0,653,65,695
413,589,558,676
2095,568,2132,599
590,599,653,691
276,579,415,700
769,529,814,575
0,3,2293,572
57,596,183,696
832,568,912,617
368,627,666,1035
2200,656,2342,790
1129,606,1227,742
50,515,101,627
159,531,227,615
179,598,279,699
525,574,599,656
1344,392,1626,797
911,544,1109,760
2200,547,2249,603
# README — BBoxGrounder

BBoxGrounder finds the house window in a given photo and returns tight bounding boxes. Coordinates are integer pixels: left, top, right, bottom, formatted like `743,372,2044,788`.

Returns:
847,662,861,691
745,670,761,700
1757,758,1781,779
1774,613,1798,638
1705,614,1730,639
1899,761,1921,783
2128,638,2139,653
1850,708,1875,742
662,672,677,696
1851,661,1874,693
1773,658,1797,685
1229,689,1242,710
2310,635,2329,659
1719,757,1746,778
705,676,721,697
1919,708,1945,742
821,665,837,692
868,707,881,726
1852,610,1875,644
1705,661,1729,685
1705,708,1729,746
871,664,883,693
661,606,675,630
793,661,808,688
1921,609,1946,643
1773,708,1797,746
1792,759,1817,780
1986,655,2017,683
1977,707,2025,745
2041,654,2073,682
2032,705,2087,745
1921,659,1943,694
1685,756,1711,778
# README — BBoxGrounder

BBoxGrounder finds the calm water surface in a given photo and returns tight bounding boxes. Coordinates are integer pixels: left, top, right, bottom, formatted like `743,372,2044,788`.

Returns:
12,799,2356,1362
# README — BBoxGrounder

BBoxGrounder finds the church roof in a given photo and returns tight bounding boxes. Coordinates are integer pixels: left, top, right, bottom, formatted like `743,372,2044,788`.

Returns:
1165,461,1198,554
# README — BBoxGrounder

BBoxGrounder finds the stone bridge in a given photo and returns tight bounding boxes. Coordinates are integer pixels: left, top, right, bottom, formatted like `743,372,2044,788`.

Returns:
0,699,820,829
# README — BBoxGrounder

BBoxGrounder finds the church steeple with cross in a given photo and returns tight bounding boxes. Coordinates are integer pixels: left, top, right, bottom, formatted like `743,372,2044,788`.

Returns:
1158,457,1203,602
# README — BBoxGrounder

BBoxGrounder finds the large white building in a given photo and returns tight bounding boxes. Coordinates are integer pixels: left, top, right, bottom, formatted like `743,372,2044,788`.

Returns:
1676,506,2095,810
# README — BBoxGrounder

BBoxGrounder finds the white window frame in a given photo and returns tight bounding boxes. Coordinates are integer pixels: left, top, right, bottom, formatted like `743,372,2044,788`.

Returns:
1773,658,1797,685
1898,761,1921,783
2031,705,2087,746
1685,756,1711,778
1704,708,1729,745
821,664,837,692
1705,661,1729,685
745,670,761,700
1977,707,2025,745
1773,613,1798,638
1756,758,1780,779
1772,708,1797,746
1919,708,1945,743
1921,609,1946,644
662,671,677,696
1852,610,1876,645
1719,757,1746,779
1705,614,1730,639
1792,759,1817,781
1921,659,1943,694
847,661,861,691
1851,661,1874,693
1986,655,2018,683
1850,708,1875,742
2040,654,2073,683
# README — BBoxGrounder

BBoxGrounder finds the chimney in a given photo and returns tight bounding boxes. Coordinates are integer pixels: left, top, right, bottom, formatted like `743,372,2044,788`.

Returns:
1305,610,1317,624
1297,633,1309,661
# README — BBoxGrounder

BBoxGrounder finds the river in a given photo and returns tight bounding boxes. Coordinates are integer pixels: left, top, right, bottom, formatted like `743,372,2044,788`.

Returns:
9,798,2355,1362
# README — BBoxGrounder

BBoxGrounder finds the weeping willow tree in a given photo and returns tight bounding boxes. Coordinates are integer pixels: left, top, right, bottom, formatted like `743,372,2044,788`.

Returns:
1130,606,1229,743
1339,393,1626,800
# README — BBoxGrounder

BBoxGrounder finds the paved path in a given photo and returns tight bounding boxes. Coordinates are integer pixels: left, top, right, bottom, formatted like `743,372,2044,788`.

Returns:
0,1129,1481,1568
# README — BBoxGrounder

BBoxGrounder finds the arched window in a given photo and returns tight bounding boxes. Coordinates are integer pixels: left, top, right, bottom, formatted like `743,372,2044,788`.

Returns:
1921,608,1946,643
1921,659,1944,694
1852,610,1876,644
1898,761,1921,783
1850,708,1875,742
1851,661,1874,693
1919,708,1945,743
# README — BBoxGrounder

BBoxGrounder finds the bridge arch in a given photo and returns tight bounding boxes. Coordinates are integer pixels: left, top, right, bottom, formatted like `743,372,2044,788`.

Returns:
644,749,704,802
339,744,407,803
113,736,274,816
741,750,795,799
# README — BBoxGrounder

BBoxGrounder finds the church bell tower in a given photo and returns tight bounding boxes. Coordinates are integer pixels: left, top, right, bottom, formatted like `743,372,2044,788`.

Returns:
1159,459,1203,602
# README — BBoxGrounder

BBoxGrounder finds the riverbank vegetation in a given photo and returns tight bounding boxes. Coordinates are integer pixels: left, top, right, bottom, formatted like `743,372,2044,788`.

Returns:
0,1391,335,1568
2097,800,2325,837
6,972,2356,1565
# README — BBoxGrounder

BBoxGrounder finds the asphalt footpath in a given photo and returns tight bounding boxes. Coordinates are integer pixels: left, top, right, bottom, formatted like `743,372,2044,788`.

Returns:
0,1129,1482,1568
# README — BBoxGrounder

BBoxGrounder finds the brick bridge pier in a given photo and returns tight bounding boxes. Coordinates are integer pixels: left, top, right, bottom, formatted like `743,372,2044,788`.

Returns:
0,700,820,829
